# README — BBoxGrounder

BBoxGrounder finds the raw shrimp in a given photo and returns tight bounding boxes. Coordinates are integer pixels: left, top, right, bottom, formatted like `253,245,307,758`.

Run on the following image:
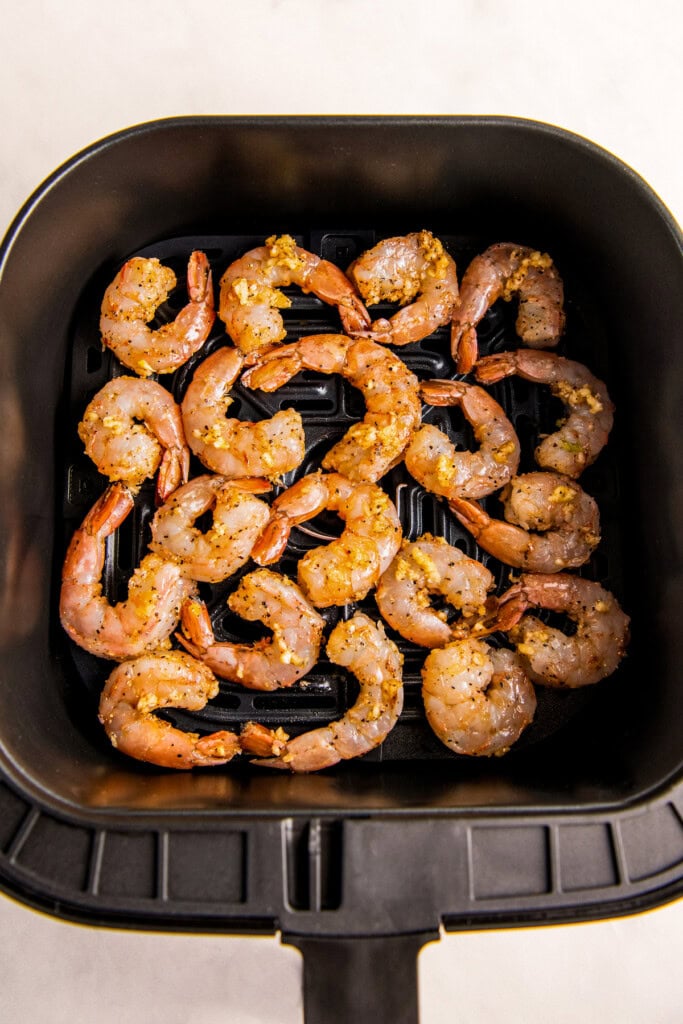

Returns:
78,377,190,502
346,230,459,346
241,612,403,771
449,472,601,572
251,471,402,607
494,572,630,688
422,639,537,756
60,483,196,660
98,651,240,769
451,243,564,373
177,569,325,690
242,334,422,482
375,534,494,648
180,345,305,480
100,251,215,376
218,234,370,354
475,349,614,478
404,379,520,499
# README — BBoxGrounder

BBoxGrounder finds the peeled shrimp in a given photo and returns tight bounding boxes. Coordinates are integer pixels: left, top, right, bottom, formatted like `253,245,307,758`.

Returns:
98,651,241,769
218,234,370,354
404,379,520,500
241,613,404,771
78,377,190,502
451,243,564,373
375,535,494,648
475,349,613,478
242,334,421,482
177,569,325,690
180,345,305,481
100,251,215,377
450,472,601,572
422,639,537,756
252,471,402,607
346,230,459,346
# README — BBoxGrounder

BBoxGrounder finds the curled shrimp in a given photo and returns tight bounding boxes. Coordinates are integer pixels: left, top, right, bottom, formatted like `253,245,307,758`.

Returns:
346,230,459,346
494,572,630,688
180,345,305,480
241,612,404,771
475,349,614,478
100,251,215,377
149,474,272,583
375,534,494,648
177,569,325,690
422,639,537,756
242,334,422,483
451,243,564,373
60,483,196,660
98,651,241,769
78,377,190,502
404,379,520,500
450,472,601,572
218,234,370,354
251,471,402,607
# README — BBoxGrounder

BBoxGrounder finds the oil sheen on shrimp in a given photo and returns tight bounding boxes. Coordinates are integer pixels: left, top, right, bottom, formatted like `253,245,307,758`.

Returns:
242,334,421,483
218,234,370,354
346,230,459,346
180,345,305,480
451,243,564,373
100,251,215,377
98,651,241,769
240,613,404,771
422,639,537,756
177,569,325,690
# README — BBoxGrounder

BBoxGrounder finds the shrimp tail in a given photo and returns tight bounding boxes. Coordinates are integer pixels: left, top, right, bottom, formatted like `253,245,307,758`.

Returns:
241,353,303,392
194,731,242,762
474,352,514,384
156,445,190,504
452,323,478,374
240,721,289,758
84,482,135,537
338,294,373,335
251,513,293,566
178,597,216,651
187,250,214,305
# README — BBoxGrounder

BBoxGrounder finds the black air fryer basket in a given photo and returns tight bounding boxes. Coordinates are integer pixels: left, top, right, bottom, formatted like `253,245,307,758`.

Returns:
0,117,681,1023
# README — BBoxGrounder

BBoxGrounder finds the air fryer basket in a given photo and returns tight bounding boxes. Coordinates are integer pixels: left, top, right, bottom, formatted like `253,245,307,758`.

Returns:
0,117,681,1023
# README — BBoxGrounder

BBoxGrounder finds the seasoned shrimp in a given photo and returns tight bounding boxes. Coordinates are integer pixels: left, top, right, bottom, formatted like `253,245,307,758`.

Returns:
422,639,537,756
475,349,614,478
218,234,370,354
242,334,421,482
100,251,215,377
181,345,305,480
252,471,402,607
241,613,403,771
149,475,272,583
375,535,494,648
450,472,601,572
451,243,564,373
494,572,630,688
177,569,325,690
78,377,190,502
404,379,520,500
60,483,196,660
98,651,240,769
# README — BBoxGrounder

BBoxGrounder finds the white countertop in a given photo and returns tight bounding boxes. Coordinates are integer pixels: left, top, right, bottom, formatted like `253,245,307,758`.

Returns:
1,2,681,1021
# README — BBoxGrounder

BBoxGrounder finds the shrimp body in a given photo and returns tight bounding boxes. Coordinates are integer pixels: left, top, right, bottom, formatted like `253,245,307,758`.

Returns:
100,252,215,377
78,377,190,502
346,231,459,346
375,535,494,647
242,334,421,482
422,639,537,756
60,484,196,660
180,345,305,480
218,234,370,354
241,613,404,771
98,651,240,769
405,379,520,499
475,350,613,477
451,243,564,372
450,472,600,572
177,569,325,690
